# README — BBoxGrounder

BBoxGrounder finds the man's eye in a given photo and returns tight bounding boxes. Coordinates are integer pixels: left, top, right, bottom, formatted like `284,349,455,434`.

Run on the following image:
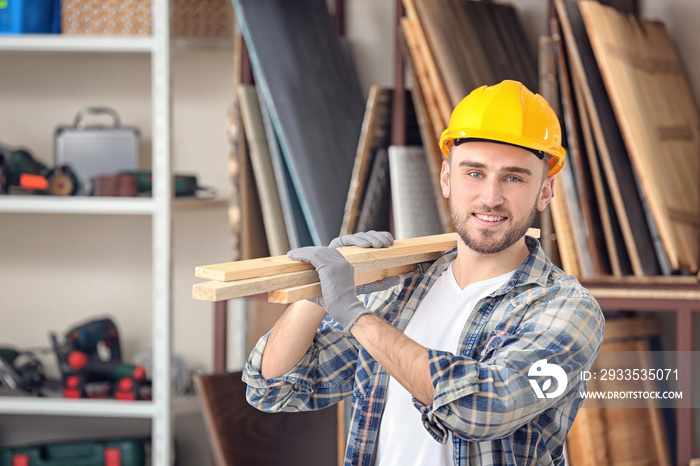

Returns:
506,176,522,183
468,171,483,178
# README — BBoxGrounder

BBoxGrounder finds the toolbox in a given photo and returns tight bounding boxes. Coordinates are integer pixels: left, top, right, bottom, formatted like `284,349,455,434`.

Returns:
55,107,140,195
0,438,149,466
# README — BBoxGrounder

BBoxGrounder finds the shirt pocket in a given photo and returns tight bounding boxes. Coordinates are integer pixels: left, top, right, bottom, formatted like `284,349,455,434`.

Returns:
477,329,517,361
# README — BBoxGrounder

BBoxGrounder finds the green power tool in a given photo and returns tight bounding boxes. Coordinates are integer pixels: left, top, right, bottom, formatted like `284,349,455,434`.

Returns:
0,143,78,196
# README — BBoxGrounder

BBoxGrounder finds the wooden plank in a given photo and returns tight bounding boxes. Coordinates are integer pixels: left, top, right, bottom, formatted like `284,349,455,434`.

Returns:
602,316,660,341
237,84,291,256
413,0,479,106
400,27,453,233
540,36,580,276
343,86,420,236
551,16,611,276
196,228,541,281
567,320,671,466
355,148,391,233
401,0,452,123
193,251,444,302
495,2,538,91
268,263,417,304
554,0,660,276
257,84,313,249
572,70,630,276
479,2,530,87
233,0,365,246
540,35,595,278
340,86,393,236
238,107,270,260
341,88,391,235
194,229,541,301
401,18,445,139
580,1,698,273
197,232,459,282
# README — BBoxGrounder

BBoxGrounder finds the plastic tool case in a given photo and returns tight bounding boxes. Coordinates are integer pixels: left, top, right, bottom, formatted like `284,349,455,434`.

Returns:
55,107,139,195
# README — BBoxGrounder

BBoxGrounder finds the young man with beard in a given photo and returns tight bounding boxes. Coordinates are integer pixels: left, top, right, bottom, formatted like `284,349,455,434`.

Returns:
242,80,604,465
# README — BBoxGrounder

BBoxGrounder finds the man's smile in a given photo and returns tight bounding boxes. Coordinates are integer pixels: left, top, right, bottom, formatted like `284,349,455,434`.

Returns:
472,212,508,223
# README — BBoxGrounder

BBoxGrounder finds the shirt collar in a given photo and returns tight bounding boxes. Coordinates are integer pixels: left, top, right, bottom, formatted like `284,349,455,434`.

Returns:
427,235,552,294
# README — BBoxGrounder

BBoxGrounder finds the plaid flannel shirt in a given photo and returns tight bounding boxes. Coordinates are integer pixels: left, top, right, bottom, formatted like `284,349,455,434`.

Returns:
243,236,604,465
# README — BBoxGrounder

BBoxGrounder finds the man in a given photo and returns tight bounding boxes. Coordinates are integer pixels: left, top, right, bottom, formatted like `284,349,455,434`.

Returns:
243,80,604,465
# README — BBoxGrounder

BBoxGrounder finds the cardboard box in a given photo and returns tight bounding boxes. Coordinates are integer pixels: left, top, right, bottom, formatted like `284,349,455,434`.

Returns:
61,0,151,36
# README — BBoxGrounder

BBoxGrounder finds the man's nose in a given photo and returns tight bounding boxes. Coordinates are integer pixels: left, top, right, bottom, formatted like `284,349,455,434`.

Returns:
482,178,504,207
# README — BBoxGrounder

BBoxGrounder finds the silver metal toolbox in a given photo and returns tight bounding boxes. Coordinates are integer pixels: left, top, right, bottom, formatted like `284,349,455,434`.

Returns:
55,107,140,195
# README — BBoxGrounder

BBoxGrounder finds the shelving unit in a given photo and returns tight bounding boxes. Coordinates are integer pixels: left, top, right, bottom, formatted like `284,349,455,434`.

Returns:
0,0,177,464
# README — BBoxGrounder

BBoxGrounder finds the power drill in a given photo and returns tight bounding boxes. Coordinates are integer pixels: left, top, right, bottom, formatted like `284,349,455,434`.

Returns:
51,318,150,400
0,142,78,195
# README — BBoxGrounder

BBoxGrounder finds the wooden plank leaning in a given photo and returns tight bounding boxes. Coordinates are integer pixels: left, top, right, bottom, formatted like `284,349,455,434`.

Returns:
193,228,540,302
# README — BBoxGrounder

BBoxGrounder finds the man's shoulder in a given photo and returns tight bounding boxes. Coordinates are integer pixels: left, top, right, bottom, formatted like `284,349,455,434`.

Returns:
510,258,600,312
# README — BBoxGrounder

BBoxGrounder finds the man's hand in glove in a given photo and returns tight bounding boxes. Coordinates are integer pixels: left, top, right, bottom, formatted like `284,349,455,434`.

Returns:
328,230,393,249
287,230,395,331
287,246,371,331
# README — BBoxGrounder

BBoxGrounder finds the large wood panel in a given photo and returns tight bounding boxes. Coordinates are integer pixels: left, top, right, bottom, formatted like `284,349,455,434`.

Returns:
551,17,611,277
554,0,661,277
238,85,290,256
341,86,394,236
566,318,671,466
197,371,337,466
579,1,698,273
257,85,313,249
233,0,365,246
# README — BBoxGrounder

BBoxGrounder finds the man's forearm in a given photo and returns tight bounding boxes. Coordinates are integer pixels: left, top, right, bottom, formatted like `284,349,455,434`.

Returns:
350,313,435,405
260,300,327,380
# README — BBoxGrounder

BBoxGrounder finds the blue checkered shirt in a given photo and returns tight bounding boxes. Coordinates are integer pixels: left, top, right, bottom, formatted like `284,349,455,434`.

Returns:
243,236,604,465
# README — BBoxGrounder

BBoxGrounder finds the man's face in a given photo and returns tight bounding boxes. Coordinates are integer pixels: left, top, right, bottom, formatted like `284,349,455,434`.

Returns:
440,141,554,255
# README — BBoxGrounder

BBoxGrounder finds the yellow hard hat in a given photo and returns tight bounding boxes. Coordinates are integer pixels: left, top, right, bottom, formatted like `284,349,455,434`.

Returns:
439,80,565,176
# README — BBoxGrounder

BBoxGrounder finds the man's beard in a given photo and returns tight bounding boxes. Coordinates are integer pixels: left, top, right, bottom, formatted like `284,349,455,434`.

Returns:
449,197,537,255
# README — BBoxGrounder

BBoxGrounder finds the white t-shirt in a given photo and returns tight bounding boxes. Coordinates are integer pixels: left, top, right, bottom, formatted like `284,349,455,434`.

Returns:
375,263,513,466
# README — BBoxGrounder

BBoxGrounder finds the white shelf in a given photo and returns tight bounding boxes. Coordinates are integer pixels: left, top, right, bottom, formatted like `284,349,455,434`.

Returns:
0,196,156,215
0,395,200,418
173,197,228,210
0,397,155,418
0,196,228,214
0,35,154,53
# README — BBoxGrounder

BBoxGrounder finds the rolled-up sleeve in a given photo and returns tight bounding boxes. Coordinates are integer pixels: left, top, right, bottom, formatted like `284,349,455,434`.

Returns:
242,315,359,412
412,291,604,443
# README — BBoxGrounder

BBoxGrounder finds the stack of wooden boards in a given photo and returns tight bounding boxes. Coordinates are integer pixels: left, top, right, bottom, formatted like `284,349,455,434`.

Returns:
339,87,428,239
193,229,540,303
228,1,544,258
398,0,538,234
566,316,672,466
545,0,700,278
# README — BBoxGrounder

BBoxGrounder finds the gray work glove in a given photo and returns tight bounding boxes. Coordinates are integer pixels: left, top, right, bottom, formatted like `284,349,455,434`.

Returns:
287,246,371,331
328,230,394,249
305,231,398,308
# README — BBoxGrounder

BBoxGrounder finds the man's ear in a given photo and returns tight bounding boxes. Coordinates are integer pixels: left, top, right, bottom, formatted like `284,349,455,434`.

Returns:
440,159,451,199
537,176,555,211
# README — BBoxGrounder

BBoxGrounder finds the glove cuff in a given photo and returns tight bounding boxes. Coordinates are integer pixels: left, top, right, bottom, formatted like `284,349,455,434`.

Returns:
338,301,373,333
